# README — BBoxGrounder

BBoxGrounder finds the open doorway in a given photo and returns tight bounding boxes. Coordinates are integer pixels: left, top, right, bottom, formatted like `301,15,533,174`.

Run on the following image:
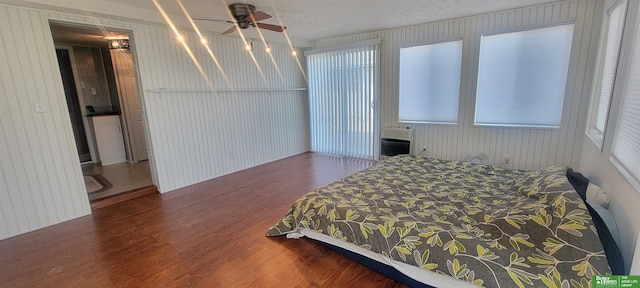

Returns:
56,48,92,162
50,22,156,205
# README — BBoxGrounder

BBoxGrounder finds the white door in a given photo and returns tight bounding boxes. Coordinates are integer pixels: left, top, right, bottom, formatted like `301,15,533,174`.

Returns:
111,49,147,161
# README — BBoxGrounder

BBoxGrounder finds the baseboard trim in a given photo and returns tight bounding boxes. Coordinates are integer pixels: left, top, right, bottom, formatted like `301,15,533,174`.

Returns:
90,185,158,210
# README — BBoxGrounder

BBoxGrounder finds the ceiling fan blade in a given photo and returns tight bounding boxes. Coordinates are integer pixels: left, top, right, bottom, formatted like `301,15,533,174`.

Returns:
192,18,234,24
255,23,286,32
250,11,272,22
222,26,237,34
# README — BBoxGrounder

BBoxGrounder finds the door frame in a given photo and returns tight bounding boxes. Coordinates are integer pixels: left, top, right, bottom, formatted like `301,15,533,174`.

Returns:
49,20,158,197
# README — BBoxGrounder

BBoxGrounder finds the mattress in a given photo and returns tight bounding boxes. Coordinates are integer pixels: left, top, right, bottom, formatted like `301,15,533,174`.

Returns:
267,155,612,287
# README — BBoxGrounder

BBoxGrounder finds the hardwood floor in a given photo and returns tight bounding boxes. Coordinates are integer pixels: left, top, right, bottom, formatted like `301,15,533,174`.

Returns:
0,152,409,287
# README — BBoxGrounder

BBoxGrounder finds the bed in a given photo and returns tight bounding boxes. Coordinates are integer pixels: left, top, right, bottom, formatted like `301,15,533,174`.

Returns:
266,155,621,287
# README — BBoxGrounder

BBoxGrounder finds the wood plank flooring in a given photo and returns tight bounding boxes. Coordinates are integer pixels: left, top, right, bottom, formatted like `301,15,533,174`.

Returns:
0,152,409,287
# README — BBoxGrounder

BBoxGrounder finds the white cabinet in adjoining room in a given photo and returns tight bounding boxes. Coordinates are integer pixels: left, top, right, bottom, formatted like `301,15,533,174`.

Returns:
92,115,126,166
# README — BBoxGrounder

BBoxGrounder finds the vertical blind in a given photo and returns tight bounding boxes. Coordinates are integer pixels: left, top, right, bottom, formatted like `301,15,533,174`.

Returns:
306,40,379,160
595,0,628,133
612,20,640,190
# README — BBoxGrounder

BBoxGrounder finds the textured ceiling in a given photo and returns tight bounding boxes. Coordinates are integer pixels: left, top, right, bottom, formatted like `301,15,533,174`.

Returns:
100,0,557,41
45,0,557,47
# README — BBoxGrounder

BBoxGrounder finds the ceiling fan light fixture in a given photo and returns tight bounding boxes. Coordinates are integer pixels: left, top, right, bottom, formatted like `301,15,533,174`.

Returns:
194,3,286,35
108,39,130,50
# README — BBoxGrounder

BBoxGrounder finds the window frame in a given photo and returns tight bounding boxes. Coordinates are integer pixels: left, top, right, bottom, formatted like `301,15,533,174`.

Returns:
473,22,575,129
587,0,629,149
397,38,464,125
609,0,640,192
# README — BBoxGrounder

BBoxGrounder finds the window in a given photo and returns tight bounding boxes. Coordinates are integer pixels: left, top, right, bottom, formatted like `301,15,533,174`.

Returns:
475,24,574,128
611,19,640,191
589,0,628,145
398,40,462,124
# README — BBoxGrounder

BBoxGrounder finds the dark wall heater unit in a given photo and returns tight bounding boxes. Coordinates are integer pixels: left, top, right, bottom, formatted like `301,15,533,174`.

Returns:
380,127,414,158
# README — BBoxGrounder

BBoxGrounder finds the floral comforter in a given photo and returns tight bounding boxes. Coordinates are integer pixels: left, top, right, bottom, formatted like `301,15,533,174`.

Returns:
266,155,611,287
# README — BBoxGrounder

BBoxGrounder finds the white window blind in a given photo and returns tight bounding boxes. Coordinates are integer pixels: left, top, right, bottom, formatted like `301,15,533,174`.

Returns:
612,23,640,190
475,24,574,128
398,40,462,123
595,0,628,134
306,41,379,160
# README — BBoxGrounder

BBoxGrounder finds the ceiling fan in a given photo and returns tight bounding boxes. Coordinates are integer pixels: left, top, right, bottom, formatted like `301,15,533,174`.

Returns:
194,3,287,34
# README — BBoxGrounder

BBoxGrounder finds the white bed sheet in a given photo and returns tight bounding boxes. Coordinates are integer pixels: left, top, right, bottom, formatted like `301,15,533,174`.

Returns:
289,228,480,288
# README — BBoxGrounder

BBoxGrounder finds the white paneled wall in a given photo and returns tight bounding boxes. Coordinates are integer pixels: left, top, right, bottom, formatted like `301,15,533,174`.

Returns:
133,25,309,192
0,2,309,239
0,5,92,239
315,0,599,170
143,90,308,191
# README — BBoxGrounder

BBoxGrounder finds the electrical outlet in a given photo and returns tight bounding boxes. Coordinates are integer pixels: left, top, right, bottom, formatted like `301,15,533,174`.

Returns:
503,155,511,168
34,100,46,113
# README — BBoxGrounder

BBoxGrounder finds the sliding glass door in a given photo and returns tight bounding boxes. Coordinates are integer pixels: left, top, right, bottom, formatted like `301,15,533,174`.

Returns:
306,40,380,160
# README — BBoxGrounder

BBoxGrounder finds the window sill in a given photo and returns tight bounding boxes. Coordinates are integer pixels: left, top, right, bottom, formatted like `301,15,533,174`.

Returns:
399,120,458,126
473,123,561,130
587,131,604,152
610,157,640,194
